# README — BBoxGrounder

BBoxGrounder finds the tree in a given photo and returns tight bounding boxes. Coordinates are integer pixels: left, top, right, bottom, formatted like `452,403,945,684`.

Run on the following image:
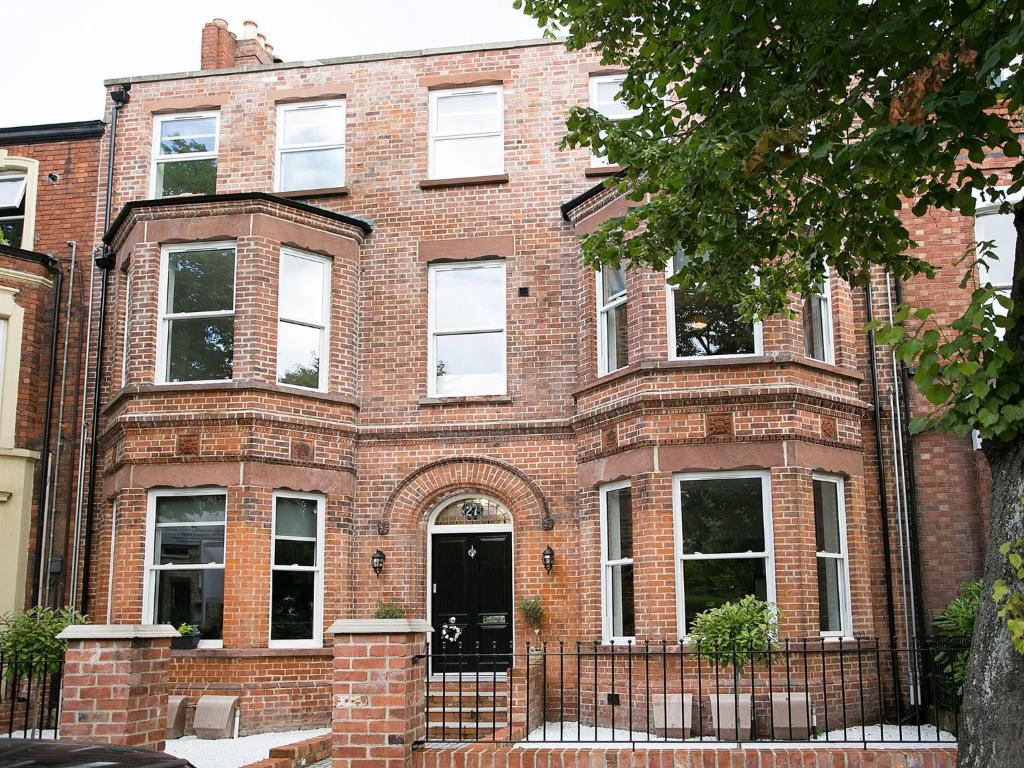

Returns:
514,1,1023,764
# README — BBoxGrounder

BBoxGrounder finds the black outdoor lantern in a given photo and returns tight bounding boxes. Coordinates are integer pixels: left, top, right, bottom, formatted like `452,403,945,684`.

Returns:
542,546,555,573
371,549,386,577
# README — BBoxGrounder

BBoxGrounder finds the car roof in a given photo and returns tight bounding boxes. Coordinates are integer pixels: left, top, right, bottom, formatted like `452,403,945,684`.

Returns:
0,739,195,768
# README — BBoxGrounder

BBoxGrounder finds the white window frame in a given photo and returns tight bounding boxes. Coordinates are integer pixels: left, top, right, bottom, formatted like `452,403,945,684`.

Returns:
597,266,628,376
672,470,776,639
274,100,346,192
803,275,835,364
269,491,325,649
813,474,853,639
427,85,504,180
143,488,228,649
277,248,331,391
426,260,507,397
150,111,220,199
121,271,131,388
588,74,640,168
974,189,1021,315
156,241,237,385
0,154,39,250
665,264,764,361
600,480,635,643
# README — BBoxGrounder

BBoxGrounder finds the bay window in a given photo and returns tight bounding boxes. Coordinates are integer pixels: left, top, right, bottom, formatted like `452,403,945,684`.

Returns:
600,481,635,642
278,249,330,390
275,100,346,192
668,250,761,358
152,112,219,198
270,492,324,647
158,243,235,384
597,264,628,375
674,471,774,634
145,490,226,645
814,475,851,637
802,277,834,363
428,261,506,396
428,86,504,179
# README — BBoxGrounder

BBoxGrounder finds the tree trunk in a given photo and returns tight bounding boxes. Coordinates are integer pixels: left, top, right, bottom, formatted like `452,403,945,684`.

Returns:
957,202,1024,768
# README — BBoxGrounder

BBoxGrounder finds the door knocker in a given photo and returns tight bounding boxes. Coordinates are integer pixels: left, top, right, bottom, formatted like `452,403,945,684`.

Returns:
467,545,477,558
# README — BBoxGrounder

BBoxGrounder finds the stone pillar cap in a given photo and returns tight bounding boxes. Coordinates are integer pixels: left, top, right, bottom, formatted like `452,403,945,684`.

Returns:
328,619,432,635
57,624,180,640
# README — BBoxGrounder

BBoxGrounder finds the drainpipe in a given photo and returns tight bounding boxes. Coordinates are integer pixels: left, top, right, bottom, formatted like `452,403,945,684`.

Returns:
80,84,129,616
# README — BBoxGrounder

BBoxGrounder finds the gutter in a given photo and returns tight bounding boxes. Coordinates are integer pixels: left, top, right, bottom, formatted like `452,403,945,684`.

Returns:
0,120,105,146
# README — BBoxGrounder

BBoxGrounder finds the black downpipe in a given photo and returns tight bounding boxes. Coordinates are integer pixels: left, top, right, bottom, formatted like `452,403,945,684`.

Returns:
865,284,900,655
80,85,129,615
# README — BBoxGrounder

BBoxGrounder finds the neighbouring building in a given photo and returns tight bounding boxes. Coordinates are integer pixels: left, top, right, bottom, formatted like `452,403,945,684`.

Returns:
0,120,104,617
1,17,1007,739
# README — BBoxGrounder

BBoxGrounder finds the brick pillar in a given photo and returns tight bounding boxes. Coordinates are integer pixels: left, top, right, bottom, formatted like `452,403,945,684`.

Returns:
329,619,431,768
57,624,178,750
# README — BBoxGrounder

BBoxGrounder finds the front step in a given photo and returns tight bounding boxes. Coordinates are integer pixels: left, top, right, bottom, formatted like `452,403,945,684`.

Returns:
426,677,510,740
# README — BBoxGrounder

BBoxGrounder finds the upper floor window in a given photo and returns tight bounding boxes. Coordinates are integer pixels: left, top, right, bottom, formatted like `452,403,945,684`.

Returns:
600,481,635,642
597,264,628,375
667,250,761,359
0,172,28,248
589,74,640,167
814,475,851,638
428,86,504,180
803,276,834,363
145,490,226,647
674,471,774,634
278,248,331,390
271,492,324,647
158,243,235,384
152,112,219,198
428,260,506,397
975,195,1019,338
275,100,346,192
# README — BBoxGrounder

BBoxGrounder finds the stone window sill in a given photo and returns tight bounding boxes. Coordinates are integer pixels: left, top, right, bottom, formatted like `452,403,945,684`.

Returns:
171,647,331,658
418,394,513,407
419,174,509,190
585,165,625,177
274,186,350,199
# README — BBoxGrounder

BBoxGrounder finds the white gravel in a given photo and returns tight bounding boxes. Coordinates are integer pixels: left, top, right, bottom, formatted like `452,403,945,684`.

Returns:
815,723,957,746
163,728,329,768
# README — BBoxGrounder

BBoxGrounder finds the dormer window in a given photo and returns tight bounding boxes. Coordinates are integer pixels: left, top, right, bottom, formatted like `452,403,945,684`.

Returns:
152,112,219,198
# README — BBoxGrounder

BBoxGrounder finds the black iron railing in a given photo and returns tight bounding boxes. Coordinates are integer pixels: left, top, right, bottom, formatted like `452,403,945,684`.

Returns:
417,637,968,746
0,653,63,738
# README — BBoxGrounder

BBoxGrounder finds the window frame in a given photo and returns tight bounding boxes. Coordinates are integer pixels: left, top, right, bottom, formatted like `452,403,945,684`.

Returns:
142,487,228,650
599,479,635,643
813,473,853,639
426,260,507,398
150,111,220,199
803,275,835,365
269,490,325,649
664,263,764,361
274,100,347,192
427,85,505,180
671,470,776,639
121,270,132,389
588,74,640,167
974,189,1022,311
277,247,331,391
597,266,628,376
0,155,39,249
156,241,237,385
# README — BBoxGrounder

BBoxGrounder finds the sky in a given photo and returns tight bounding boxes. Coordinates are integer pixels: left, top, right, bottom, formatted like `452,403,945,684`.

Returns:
0,0,545,128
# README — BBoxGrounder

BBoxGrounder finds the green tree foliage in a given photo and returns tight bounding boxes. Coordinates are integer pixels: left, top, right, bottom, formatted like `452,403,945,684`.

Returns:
0,606,89,675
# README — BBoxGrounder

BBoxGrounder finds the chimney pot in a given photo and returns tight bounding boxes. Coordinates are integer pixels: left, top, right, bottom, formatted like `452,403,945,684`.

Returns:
242,20,259,39
212,17,228,28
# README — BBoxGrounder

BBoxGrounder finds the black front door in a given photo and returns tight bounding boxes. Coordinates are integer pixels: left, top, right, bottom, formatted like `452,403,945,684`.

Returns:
431,532,513,672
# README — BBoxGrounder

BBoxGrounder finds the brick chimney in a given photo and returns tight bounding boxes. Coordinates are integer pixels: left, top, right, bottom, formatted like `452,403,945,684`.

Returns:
200,18,276,70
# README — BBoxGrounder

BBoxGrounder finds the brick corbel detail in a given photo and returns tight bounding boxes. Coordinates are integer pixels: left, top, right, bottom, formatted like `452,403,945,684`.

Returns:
329,619,431,768
57,624,178,750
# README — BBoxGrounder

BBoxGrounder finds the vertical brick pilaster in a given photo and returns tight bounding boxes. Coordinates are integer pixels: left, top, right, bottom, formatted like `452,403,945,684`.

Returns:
329,619,431,768
57,624,178,750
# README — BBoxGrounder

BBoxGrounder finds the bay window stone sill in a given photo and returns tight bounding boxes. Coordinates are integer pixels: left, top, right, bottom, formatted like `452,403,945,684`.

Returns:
418,394,513,407
274,186,350,199
171,647,331,658
419,174,509,190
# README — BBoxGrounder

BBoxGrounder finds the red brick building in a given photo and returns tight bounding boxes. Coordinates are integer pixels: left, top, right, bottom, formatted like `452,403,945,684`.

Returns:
4,19,1003,736
0,120,104,617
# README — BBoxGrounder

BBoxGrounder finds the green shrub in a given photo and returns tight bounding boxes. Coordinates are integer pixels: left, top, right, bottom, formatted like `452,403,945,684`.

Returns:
176,622,200,637
688,595,780,672
933,580,981,691
0,606,89,675
373,601,407,619
517,597,544,631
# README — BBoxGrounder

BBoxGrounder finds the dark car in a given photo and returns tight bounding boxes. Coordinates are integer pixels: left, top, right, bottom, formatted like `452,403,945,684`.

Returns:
0,739,195,768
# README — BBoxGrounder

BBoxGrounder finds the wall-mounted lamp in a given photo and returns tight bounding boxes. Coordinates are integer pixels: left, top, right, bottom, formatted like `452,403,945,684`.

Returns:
542,546,555,573
371,549,386,577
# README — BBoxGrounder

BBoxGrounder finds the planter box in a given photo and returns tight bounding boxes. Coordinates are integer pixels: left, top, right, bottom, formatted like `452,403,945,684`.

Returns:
171,635,201,650
650,693,692,738
770,692,811,740
707,693,752,741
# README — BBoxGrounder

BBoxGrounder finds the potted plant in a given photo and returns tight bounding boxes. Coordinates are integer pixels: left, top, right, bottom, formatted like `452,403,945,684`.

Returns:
517,597,544,640
688,595,780,741
172,623,202,650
